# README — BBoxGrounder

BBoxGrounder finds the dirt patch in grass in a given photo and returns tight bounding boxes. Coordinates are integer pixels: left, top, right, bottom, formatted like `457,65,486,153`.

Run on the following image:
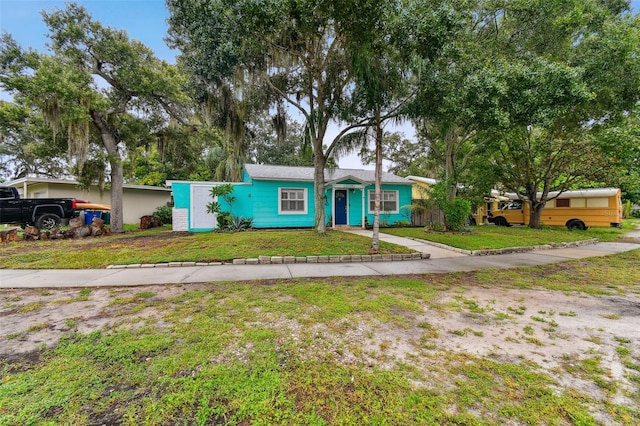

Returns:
3,278,638,373
1,269,639,424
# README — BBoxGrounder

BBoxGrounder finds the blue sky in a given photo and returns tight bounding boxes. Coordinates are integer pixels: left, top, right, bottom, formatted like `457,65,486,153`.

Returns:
0,0,177,62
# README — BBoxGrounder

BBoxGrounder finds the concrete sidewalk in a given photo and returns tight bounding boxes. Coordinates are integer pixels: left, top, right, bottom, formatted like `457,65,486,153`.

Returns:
1,232,637,288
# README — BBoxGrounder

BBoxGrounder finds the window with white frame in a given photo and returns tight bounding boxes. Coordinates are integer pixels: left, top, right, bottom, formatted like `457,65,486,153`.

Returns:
279,187,307,214
368,190,398,213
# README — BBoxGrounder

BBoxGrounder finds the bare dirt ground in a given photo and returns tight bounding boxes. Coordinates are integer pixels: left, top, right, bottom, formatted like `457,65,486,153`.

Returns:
2,281,638,404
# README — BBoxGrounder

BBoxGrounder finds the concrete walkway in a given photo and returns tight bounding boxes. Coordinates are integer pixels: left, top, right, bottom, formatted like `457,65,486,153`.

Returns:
343,229,468,259
1,230,638,289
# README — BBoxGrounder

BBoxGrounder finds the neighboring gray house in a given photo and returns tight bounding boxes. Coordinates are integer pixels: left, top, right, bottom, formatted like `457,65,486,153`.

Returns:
3,177,171,224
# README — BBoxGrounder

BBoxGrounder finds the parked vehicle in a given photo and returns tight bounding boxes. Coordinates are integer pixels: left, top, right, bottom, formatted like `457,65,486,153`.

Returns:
0,186,80,229
470,190,509,225
487,188,623,230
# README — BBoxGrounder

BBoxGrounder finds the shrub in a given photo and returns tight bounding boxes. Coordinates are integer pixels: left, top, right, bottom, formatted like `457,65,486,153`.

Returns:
445,197,472,231
429,182,472,232
623,200,632,219
226,216,254,232
153,205,172,224
216,211,233,229
426,222,446,232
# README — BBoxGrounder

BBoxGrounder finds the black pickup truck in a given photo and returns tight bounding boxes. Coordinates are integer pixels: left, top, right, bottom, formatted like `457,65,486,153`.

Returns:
0,186,80,229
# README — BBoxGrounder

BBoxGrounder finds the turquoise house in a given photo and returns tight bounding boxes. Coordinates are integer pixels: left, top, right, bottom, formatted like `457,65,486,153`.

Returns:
168,164,414,232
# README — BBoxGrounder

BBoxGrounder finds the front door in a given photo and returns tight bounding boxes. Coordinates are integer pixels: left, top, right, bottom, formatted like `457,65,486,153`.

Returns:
334,190,347,225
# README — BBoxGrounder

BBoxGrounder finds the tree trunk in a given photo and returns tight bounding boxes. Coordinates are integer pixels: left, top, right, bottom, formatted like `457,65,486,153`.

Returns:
109,160,124,233
445,127,457,203
443,125,458,231
313,151,327,234
91,111,124,233
528,202,545,229
371,110,383,254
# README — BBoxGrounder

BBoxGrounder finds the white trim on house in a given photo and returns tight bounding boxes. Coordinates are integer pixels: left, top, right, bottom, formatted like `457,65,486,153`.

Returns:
278,187,308,215
166,180,251,187
368,190,399,214
329,184,367,229
406,176,438,186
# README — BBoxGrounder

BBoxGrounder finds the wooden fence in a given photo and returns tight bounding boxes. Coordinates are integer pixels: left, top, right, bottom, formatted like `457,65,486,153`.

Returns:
410,203,444,227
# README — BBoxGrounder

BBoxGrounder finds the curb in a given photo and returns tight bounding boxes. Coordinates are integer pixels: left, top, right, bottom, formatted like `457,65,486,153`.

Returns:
107,252,431,269
406,237,600,256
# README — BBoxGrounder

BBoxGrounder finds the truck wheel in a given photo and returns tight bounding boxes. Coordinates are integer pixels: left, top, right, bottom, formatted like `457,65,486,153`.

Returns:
495,217,508,227
36,213,62,230
567,220,586,231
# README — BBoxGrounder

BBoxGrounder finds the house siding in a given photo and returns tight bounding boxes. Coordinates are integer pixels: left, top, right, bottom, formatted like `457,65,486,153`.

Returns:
171,181,253,232
347,190,364,226
364,184,413,225
170,166,413,231
251,180,316,228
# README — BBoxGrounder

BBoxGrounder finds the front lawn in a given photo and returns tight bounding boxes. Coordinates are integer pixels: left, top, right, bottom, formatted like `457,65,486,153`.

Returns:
0,228,412,269
1,250,639,425
382,220,637,251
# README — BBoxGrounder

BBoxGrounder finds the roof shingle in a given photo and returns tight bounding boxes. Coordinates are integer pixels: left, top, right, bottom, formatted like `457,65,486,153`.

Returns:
243,164,411,184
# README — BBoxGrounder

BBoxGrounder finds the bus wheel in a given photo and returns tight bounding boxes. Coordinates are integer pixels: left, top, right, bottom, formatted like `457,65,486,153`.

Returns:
495,217,508,227
567,220,586,231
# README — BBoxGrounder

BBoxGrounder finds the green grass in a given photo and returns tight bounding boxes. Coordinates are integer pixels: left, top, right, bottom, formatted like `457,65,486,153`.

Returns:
0,250,640,425
0,227,412,269
382,220,636,250
2,253,640,425
2,220,637,269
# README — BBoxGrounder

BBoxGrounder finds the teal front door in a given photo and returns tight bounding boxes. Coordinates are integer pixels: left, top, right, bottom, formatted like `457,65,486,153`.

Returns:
335,190,347,225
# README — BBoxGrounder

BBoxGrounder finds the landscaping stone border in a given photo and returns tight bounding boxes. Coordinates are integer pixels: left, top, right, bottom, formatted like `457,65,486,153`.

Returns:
107,252,431,269
406,237,600,256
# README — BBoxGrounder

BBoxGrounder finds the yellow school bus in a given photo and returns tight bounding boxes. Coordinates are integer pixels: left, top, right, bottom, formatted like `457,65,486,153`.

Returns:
487,188,623,230
470,191,509,225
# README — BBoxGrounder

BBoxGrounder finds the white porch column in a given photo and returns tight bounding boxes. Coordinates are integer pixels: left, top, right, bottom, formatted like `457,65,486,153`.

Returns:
361,187,366,228
331,187,335,229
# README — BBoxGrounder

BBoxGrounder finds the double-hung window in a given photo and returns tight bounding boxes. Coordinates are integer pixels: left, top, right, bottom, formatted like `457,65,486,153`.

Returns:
279,188,307,214
368,190,398,213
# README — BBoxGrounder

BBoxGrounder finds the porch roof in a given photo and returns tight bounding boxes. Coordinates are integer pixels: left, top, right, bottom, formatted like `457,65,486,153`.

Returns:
244,164,412,185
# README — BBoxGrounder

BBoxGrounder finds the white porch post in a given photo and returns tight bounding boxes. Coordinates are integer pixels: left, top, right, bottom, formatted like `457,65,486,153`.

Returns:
331,187,335,229
361,187,366,228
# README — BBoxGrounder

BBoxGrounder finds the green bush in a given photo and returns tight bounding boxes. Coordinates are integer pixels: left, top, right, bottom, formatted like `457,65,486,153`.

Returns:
429,183,472,232
153,205,172,224
445,197,472,231
226,216,254,231
216,211,233,229
215,214,253,232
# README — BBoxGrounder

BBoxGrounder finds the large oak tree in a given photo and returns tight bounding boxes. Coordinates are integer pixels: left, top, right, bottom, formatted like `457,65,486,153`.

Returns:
483,0,640,228
0,3,188,232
